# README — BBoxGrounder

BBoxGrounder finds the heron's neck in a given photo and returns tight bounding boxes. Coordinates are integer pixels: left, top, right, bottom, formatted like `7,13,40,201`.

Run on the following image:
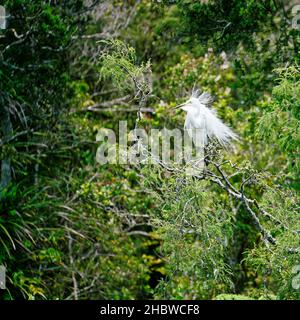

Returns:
188,106,201,117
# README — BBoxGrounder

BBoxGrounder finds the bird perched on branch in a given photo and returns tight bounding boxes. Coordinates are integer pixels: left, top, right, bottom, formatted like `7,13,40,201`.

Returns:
175,90,238,148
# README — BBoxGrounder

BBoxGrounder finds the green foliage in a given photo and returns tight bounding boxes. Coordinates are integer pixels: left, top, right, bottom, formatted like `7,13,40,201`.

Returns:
1,0,299,301
258,66,300,186
143,169,236,299
99,40,139,91
172,0,277,49
214,293,254,300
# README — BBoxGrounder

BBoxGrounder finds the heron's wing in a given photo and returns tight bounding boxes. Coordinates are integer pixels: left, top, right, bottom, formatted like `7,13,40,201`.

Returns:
184,116,193,139
201,105,238,146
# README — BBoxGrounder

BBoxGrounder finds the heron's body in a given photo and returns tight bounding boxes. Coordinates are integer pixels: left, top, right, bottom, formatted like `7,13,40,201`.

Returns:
179,93,237,147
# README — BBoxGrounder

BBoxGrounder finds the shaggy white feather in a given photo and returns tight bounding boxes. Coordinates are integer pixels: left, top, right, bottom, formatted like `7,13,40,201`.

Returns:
180,91,238,147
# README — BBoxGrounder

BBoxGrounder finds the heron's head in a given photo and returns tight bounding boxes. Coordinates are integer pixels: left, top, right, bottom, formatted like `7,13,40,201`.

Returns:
174,97,200,113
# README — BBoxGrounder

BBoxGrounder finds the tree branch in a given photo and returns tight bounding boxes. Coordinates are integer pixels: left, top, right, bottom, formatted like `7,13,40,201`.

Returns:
0,101,13,196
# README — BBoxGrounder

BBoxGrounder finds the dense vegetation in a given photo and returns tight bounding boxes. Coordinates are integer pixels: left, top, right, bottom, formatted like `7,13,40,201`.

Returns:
0,0,299,300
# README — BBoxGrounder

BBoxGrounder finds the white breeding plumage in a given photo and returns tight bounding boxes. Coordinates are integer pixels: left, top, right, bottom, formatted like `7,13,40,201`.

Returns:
176,90,238,147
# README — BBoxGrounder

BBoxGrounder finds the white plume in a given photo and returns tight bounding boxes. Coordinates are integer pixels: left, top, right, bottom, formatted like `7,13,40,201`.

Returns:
179,90,238,147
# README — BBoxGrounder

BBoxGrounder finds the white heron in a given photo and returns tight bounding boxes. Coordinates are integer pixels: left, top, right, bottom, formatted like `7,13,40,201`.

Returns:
175,90,238,148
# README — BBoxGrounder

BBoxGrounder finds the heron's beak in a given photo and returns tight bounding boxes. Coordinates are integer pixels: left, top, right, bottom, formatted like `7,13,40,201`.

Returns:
172,102,186,110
